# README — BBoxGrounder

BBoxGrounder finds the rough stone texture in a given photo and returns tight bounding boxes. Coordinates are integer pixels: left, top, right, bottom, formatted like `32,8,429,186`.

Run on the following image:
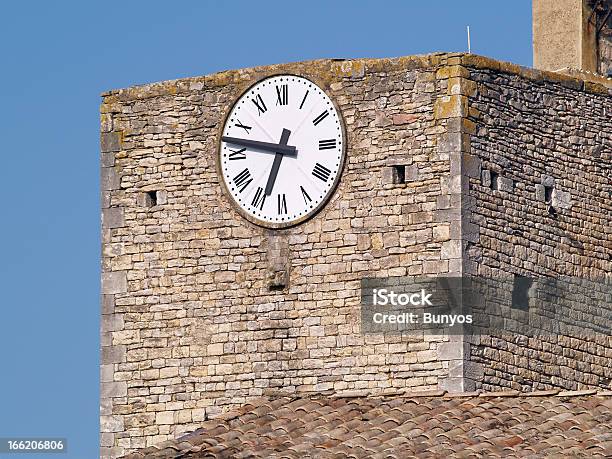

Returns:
533,0,598,72
100,52,611,457
533,0,612,76
466,62,612,391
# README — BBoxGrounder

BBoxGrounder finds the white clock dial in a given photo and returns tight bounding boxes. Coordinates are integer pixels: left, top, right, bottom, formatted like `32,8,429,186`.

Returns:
219,75,345,227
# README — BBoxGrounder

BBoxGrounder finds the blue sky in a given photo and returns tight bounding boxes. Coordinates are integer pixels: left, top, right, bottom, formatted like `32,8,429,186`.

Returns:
0,1,531,457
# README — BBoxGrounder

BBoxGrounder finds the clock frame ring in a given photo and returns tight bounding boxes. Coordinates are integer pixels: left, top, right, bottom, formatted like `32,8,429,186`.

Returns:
215,72,347,230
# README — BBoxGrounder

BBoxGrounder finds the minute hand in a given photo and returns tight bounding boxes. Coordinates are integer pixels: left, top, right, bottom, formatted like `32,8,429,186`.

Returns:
222,136,297,155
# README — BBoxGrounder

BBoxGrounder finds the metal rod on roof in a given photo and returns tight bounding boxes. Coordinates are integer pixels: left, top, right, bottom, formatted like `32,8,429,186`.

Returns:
467,26,471,53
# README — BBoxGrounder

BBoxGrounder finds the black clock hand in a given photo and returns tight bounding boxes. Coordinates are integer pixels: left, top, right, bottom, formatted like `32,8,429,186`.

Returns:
221,135,296,156
265,129,291,196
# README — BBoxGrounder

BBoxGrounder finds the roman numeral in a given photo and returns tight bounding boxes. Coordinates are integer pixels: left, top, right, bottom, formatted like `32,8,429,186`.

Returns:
228,148,246,160
313,110,329,126
300,186,312,204
251,187,266,210
276,84,288,105
234,119,252,134
312,163,332,182
299,90,309,109
251,94,267,115
233,168,252,193
277,194,287,214
319,139,337,150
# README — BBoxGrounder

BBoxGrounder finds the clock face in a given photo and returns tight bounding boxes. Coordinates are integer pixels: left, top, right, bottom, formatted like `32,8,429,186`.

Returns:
219,75,345,228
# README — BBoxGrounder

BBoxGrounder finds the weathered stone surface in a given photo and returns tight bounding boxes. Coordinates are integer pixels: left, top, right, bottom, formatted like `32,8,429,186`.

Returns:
434,95,468,119
101,295,115,315
101,415,124,433
101,271,127,294
497,176,514,192
552,189,572,209
468,64,610,393
101,167,121,191
101,381,128,398
100,52,611,456
102,208,124,229
101,345,125,365
101,131,122,153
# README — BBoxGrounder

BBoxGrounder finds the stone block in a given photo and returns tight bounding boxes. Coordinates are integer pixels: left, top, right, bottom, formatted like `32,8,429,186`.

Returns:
436,65,470,79
446,117,476,134
207,343,224,356
404,165,419,182
100,432,115,448
433,225,450,242
441,240,462,260
438,132,470,153
112,329,140,345
462,222,480,243
462,153,480,178
100,364,114,383
102,271,127,294
101,345,126,365
463,361,484,380
101,381,128,398
448,77,477,96
535,184,546,201
497,177,514,192
481,169,491,188
437,342,470,360
101,415,124,433
160,367,179,378
102,208,125,229
385,155,413,166
101,295,115,315
332,60,365,78
101,151,115,168
100,398,113,416
541,174,555,187
101,191,111,209
101,167,121,191
434,95,468,119
100,131,122,153
552,190,572,209
438,377,469,393
101,314,124,333
391,113,419,125
155,411,175,425
156,190,168,205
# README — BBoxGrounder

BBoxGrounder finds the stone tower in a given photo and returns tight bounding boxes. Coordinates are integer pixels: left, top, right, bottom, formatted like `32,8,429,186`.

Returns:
533,0,612,75
100,7,612,459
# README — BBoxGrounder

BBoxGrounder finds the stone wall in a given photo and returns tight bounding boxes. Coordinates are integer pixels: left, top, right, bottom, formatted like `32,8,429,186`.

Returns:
100,53,612,458
100,54,470,458
463,59,612,390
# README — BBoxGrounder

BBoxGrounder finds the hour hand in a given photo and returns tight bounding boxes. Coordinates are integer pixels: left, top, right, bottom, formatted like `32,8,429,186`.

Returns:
221,136,297,156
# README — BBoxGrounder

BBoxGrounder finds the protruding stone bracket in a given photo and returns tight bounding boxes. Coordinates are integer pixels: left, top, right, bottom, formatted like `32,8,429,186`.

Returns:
265,233,291,290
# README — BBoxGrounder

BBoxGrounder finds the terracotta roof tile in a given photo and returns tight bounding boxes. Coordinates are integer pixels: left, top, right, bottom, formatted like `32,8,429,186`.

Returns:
121,393,611,458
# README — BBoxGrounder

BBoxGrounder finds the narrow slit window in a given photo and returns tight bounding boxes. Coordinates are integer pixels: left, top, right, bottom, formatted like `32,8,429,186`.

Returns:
490,172,499,190
544,185,553,203
145,191,157,207
392,165,406,184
